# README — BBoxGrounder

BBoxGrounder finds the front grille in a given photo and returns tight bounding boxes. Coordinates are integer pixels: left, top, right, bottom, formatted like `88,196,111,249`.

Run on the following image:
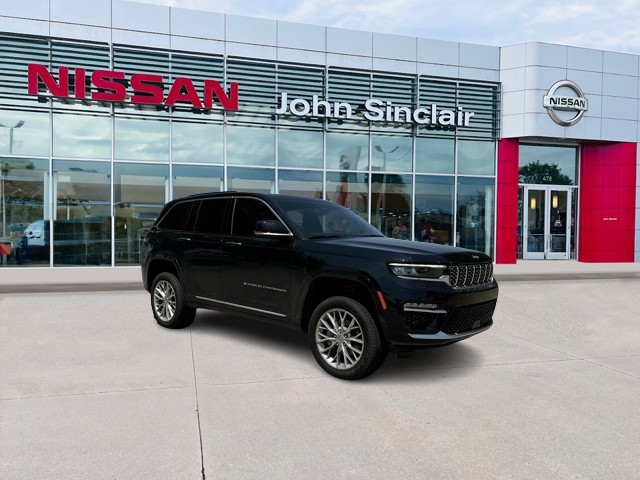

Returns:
449,263,493,287
441,300,496,334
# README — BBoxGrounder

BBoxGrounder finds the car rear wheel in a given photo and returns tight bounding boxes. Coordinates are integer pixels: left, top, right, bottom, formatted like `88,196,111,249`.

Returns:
308,296,386,380
151,272,196,329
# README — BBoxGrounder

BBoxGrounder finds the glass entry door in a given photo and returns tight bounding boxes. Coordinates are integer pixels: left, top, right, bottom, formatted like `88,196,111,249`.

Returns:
523,186,572,260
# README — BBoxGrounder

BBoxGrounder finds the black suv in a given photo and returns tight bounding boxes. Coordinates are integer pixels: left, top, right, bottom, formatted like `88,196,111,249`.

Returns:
141,192,498,380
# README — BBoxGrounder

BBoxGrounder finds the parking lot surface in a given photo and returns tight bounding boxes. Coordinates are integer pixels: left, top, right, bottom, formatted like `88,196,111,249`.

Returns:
1,278,640,479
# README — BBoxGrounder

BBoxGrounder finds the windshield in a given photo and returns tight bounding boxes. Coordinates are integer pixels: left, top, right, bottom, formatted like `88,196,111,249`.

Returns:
275,197,382,239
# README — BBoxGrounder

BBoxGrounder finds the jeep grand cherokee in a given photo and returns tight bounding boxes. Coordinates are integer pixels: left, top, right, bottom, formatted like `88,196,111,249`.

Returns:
141,192,498,380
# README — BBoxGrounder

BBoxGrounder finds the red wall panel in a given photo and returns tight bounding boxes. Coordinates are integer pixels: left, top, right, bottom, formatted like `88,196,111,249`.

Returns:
496,138,520,264
579,142,637,262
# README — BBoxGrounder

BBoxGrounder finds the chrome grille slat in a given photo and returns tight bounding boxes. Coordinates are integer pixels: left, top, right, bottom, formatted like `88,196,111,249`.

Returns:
473,265,481,284
449,263,493,287
450,267,458,285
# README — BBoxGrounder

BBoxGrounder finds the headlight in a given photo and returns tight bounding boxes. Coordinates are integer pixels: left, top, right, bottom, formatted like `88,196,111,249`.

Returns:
388,263,446,280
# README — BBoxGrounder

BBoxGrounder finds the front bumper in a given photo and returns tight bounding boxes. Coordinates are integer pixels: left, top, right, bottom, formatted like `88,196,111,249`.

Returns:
378,278,499,347
407,321,492,342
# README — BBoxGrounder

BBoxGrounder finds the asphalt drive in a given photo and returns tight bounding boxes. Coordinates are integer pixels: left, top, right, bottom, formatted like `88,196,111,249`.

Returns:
1,278,640,479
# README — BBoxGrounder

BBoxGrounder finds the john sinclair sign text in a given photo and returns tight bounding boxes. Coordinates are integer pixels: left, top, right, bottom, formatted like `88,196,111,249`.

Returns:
27,64,477,128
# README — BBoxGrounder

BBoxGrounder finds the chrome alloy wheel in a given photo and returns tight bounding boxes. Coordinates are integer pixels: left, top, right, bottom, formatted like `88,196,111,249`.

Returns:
153,280,177,322
315,308,364,370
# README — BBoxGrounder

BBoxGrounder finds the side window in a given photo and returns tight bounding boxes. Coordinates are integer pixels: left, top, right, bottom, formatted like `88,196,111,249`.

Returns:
232,198,278,236
184,201,200,232
194,198,230,234
157,201,193,230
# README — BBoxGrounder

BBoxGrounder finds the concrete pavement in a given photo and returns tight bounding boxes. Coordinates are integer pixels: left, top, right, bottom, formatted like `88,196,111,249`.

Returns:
1,278,639,479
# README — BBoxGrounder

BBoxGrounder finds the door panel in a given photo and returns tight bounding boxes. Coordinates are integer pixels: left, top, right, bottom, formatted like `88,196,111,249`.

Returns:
179,198,231,299
221,235,293,318
523,187,572,260
221,197,293,319
548,189,570,260
524,188,546,259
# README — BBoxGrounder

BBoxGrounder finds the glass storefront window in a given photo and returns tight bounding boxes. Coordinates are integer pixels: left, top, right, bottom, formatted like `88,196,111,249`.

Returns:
172,165,223,198
326,132,369,171
326,171,368,221
457,140,495,175
0,110,50,157
0,34,502,268
278,170,323,198
519,144,577,185
172,121,223,164
53,113,112,159
415,137,454,174
115,117,169,162
227,167,275,193
278,129,323,169
0,158,49,267
371,173,412,238
415,175,454,244
456,177,495,257
226,126,275,166
53,160,111,266
114,163,168,265
371,135,412,173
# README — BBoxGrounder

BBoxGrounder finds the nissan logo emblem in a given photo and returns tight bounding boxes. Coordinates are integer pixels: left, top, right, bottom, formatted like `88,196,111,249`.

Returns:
543,80,588,126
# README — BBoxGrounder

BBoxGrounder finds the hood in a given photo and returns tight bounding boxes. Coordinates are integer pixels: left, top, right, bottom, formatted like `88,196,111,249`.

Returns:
300,236,492,265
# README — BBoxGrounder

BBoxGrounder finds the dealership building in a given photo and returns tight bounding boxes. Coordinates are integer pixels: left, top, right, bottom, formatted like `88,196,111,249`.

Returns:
0,0,639,274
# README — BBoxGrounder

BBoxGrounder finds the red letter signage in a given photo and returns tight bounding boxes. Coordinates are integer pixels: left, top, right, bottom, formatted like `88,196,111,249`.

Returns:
27,63,238,112
28,64,70,97
204,80,239,110
91,70,127,102
130,74,165,104
165,77,203,108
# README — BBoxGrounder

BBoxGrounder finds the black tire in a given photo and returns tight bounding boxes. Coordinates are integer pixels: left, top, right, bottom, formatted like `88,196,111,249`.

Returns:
150,272,196,329
308,296,387,380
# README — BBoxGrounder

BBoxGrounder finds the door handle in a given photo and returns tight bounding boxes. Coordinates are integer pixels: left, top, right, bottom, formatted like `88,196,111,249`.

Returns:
177,237,191,242
225,241,242,246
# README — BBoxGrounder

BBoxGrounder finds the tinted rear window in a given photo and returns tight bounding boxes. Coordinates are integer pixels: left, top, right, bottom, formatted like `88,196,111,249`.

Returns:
194,198,230,234
157,201,193,230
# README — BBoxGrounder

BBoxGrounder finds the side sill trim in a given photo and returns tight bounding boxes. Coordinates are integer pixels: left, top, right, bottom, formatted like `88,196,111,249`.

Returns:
195,296,287,318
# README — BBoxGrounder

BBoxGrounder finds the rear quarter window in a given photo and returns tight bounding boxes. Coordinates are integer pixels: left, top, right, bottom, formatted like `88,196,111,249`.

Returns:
157,201,193,230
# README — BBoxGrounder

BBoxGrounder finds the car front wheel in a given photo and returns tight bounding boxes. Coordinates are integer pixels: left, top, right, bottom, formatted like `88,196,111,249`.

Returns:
308,296,387,380
151,272,196,329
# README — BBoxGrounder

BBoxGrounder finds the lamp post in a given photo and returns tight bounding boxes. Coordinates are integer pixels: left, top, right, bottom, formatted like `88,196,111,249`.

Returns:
0,162,8,239
374,145,398,171
0,121,25,238
0,120,25,155
373,145,399,232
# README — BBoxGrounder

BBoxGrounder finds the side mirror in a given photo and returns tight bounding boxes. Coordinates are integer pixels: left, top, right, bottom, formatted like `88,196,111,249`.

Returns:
254,219,292,237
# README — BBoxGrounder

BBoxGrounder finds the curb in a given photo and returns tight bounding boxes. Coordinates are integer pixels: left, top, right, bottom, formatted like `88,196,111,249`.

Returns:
494,271,640,282
0,282,145,294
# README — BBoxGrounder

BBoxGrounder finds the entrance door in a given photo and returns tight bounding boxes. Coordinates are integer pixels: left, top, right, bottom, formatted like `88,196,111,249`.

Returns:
523,186,572,260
